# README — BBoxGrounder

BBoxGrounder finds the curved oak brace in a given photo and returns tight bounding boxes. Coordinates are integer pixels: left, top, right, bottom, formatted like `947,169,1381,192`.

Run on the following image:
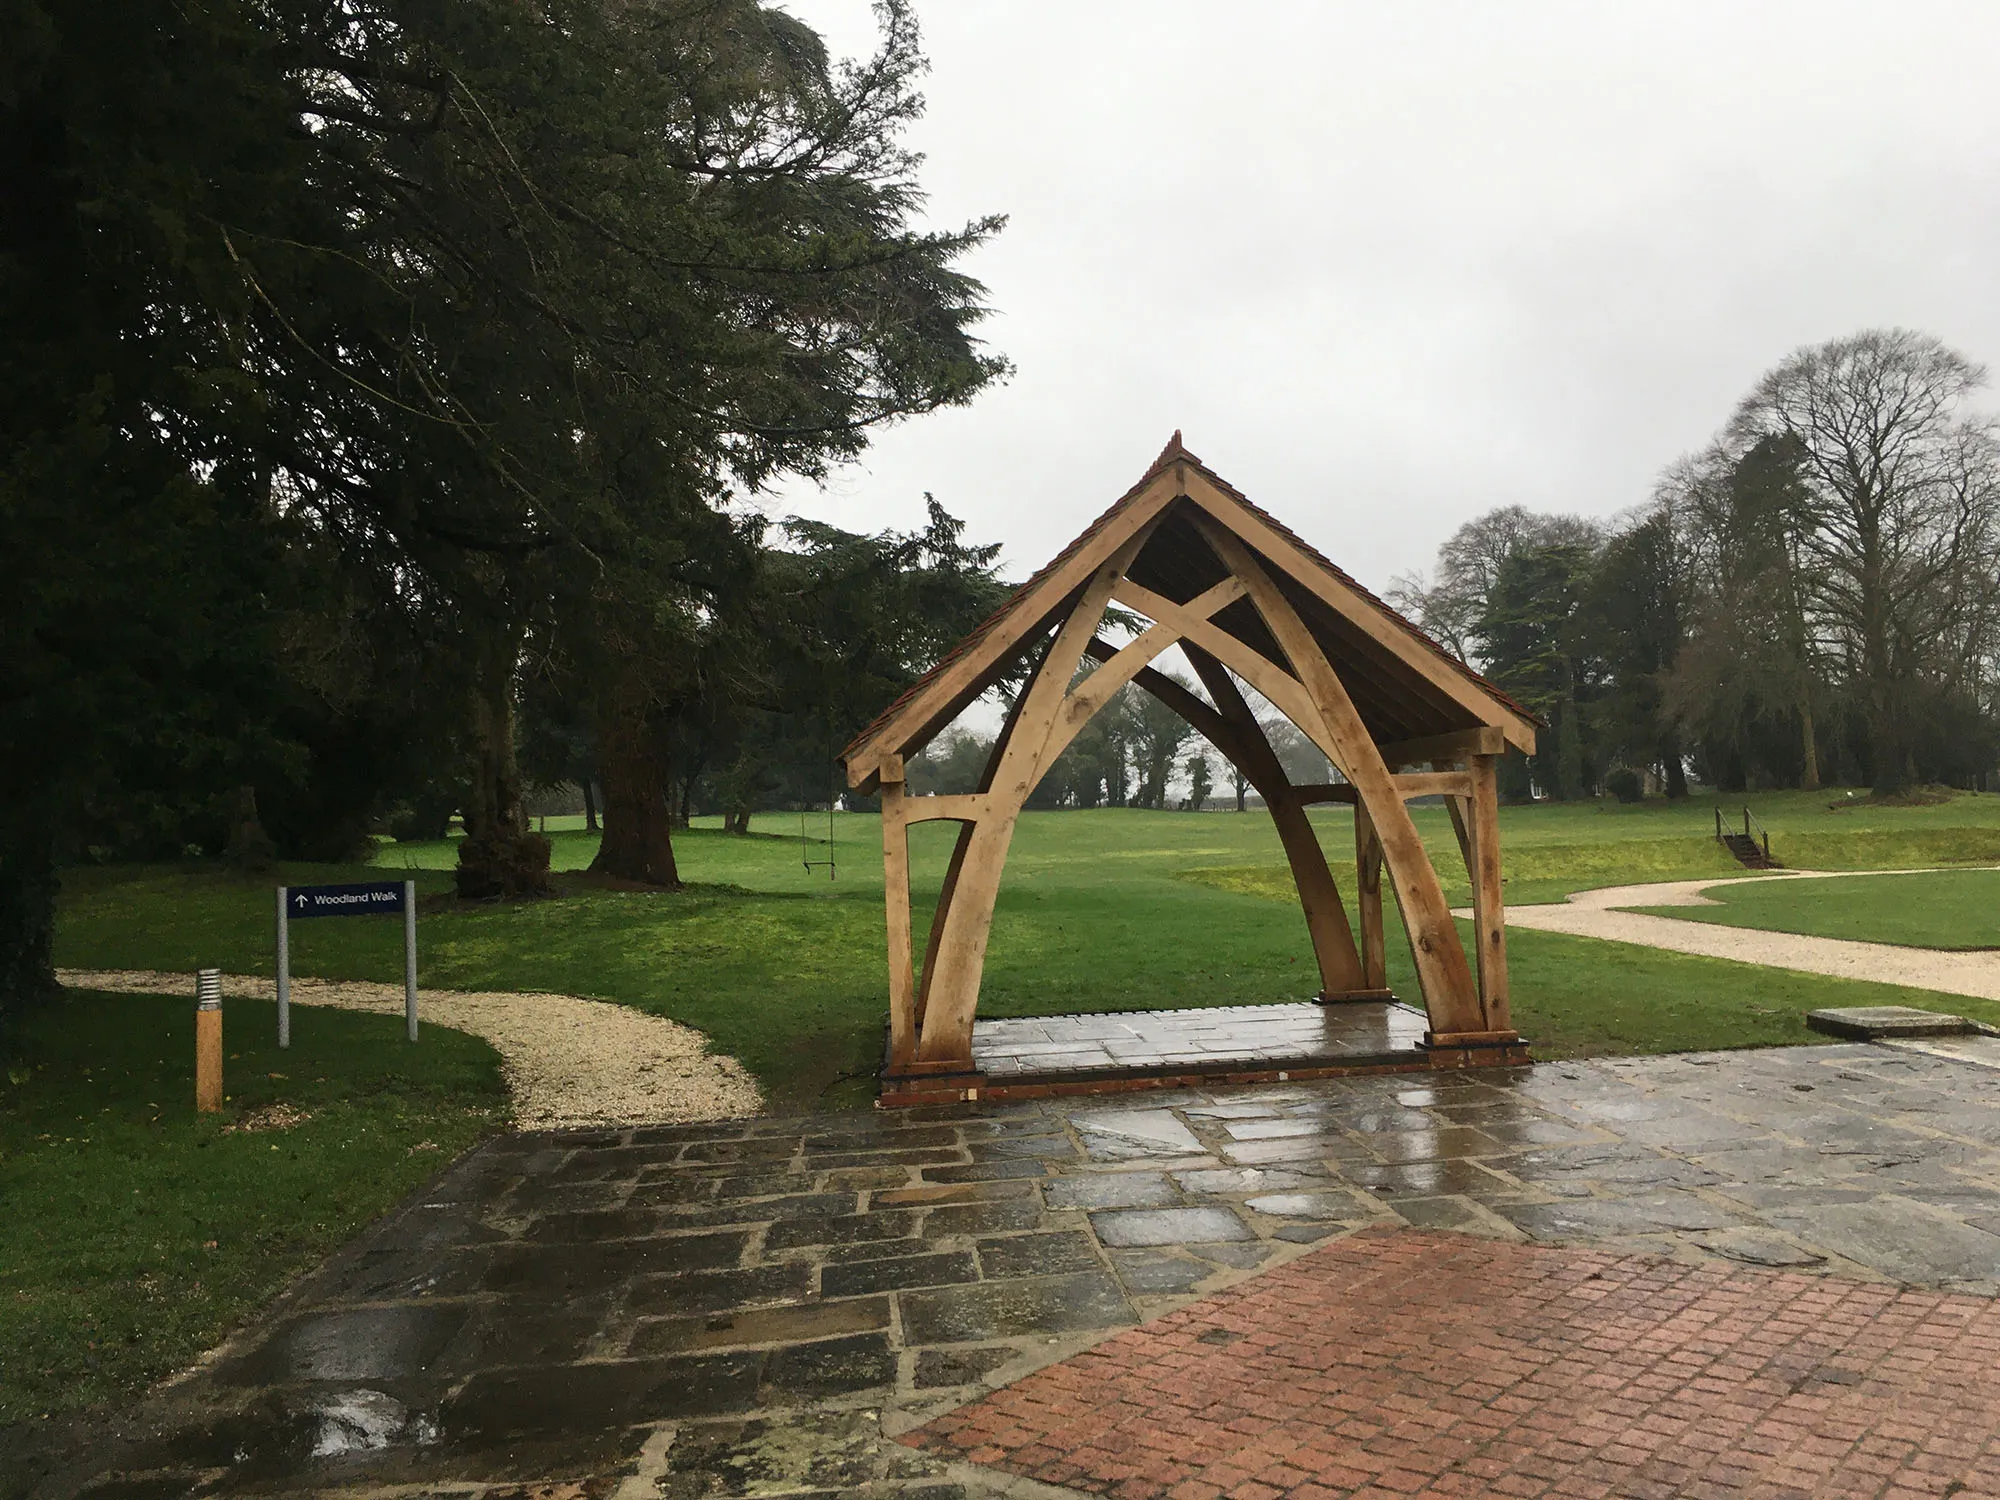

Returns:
914,521,1164,1064
1178,645,1367,998
883,497,1514,1081
1190,515,1491,1039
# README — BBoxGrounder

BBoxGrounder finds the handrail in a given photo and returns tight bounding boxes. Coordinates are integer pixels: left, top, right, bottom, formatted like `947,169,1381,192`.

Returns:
1743,806,1772,863
1715,805,1775,863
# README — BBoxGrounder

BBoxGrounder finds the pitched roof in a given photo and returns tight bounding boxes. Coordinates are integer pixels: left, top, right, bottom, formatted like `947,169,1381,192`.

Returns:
841,435,1536,790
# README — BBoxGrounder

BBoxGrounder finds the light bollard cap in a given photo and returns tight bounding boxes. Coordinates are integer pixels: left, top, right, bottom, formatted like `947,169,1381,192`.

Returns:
196,969,223,1011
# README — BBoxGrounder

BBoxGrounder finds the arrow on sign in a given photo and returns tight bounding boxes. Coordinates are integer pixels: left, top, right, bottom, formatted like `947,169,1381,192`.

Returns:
294,893,309,909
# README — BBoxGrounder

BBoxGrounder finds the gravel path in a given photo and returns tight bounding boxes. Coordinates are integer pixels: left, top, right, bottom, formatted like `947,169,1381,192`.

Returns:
1489,867,2000,1003
58,968,763,1129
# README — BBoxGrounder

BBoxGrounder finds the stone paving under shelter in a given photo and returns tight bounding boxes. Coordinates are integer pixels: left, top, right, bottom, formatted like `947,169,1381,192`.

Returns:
22,1040,2000,1500
968,1001,1437,1091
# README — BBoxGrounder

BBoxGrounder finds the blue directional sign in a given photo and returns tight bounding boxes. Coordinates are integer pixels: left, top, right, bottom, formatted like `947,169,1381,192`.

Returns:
286,881,408,919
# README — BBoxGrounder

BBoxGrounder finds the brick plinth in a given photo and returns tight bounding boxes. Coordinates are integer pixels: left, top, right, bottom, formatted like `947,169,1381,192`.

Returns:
905,1226,2000,1498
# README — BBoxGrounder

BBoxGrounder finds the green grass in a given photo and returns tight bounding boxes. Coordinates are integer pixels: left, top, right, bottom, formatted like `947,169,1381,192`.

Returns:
53,788,2000,1112
1628,868,2000,951
0,991,506,1423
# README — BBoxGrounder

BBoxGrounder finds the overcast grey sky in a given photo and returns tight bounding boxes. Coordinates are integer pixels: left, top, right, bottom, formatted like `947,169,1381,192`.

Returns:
767,1,2000,594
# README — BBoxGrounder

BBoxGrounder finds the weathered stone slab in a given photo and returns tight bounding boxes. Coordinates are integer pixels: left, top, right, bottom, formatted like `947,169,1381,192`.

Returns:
1071,1108,1204,1156
820,1251,979,1298
1244,1191,1366,1222
214,1304,470,1385
1090,1206,1254,1247
630,1297,890,1355
1110,1249,1212,1295
1807,1006,1979,1041
1499,1192,1744,1239
1767,1198,2000,1282
915,1344,1020,1388
976,1230,1103,1278
1042,1171,1178,1210
1689,1228,1827,1267
760,1332,895,1400
923,1200,1045,1238
1174,1167,1319,1196
897,1272,1134,1343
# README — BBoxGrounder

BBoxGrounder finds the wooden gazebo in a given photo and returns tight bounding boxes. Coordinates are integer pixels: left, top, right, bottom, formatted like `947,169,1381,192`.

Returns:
841,436,1537,1103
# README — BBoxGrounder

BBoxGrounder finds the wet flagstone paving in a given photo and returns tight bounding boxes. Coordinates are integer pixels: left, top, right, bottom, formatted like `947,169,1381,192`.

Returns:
23,1041,2000,1499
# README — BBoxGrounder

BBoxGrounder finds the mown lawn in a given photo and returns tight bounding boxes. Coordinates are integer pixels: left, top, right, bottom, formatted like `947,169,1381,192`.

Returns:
1629,867,2000,951
0,991,506,1424
53,789,2000,1111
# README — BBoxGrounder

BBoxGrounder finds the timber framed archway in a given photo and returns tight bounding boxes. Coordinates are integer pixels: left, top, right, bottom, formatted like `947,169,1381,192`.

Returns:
842,435,1538,1102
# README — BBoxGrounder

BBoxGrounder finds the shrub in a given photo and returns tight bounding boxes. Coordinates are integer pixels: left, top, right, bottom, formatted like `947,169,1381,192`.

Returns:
1605,768,1645,804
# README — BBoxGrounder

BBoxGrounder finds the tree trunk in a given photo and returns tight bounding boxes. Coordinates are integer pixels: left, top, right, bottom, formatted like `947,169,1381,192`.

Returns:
582,779,599,833
1554,655,1583,800
1661,737,1689,800
222,783,277,873
590,677,680,886
0,805,60,1047
457,636,553,900
1862,621,1909,797
1798,686,1821,792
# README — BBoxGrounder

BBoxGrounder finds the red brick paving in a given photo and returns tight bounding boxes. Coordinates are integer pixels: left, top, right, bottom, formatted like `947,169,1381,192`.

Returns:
903,1227,2000,1499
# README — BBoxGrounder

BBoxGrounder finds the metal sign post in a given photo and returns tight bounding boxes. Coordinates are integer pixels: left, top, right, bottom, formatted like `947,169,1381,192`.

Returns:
275,880,419,1046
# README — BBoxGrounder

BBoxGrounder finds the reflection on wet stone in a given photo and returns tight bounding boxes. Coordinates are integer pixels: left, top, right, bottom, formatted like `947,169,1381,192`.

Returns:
897,1272,1135,1344
1244,1191,1365,1221
1110,1249,1212,1295
1042,1172,1177,1209
1091,1206,1254,1247
64,1043,2000,1499
819,1250,979,1297
1501,1193,1745,1238
976,1230,1103,1278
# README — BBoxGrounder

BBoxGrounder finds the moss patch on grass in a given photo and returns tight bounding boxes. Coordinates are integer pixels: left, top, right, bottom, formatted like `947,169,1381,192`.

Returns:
0,991,505,1423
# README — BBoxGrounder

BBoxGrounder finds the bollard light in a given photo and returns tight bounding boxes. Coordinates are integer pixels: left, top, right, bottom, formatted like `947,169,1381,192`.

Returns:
195,969,223,1113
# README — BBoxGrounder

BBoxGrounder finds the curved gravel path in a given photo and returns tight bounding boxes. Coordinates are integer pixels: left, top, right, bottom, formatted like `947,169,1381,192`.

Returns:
1492,867,2000,1003
58,968,763,1129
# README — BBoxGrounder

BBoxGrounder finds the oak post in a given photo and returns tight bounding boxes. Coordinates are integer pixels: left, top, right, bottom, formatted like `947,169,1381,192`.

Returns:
1469,753,1513,1031
1354,798,1386,992
880,774,917,1068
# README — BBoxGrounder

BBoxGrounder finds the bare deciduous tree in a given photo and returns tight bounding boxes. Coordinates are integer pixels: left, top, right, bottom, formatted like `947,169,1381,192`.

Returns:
1726,329,2000,794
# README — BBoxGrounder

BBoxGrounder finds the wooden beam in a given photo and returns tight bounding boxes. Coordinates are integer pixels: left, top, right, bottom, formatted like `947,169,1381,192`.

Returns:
1193,513,1485,1034
1113,579,1349,776
843,464,1184,792
1468,752,1515,1035
1378,726,1505,768
881,782,916,1068
1085,639,1237,756
1179,467,1539,754
1292,783,1357,805
1042,578,1244,768
1354,798,1386,992
903,794,986,825
1391,770,1474,801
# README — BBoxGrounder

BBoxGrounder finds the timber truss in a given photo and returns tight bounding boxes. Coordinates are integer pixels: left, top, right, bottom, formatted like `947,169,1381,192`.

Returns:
842,435,1539,1101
